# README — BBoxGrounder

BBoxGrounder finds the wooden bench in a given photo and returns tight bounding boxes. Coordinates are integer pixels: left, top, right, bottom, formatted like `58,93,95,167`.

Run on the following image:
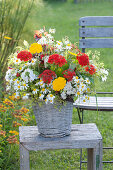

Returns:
19,123,102,170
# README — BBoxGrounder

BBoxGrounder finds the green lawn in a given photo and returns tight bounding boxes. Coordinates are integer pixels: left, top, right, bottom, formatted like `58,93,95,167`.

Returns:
3,0,113,169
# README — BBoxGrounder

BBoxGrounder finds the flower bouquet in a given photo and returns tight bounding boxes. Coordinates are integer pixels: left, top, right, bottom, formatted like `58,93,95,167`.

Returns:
5,27,108,137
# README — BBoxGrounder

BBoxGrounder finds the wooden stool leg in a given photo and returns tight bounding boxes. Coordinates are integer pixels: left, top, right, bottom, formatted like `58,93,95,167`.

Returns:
20,144,30,170
87,141,103,170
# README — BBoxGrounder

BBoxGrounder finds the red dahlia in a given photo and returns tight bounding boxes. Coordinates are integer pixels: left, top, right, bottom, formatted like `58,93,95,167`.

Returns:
62,69,76,81
48,54,67,67
16,73,20,77
39,70,56,84
77,53,89,67
17,50,32,61
85,64,96,75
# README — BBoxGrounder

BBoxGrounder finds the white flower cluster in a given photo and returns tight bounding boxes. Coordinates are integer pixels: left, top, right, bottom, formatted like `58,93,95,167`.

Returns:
35,80,55,104
87,50,109,82
61,76,90,103
5,67,38,100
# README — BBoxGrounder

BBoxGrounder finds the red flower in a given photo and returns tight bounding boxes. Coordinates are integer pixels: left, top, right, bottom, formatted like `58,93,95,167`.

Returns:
40,54,45,59
16,73,20,77
17,50,32,61
39,70,56,84
77,53,89,67
85,64,96,75
62,69,76,81
48,54,67,67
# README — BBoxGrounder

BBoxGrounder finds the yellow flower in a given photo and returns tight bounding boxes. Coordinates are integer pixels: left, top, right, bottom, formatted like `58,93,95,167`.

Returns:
29,43,42,54
3,98,14,107
87,88,90,92
9,95,15,100
77,92,80,95
0,124,2,128
20,107,29,114
68,51,77,56
52,77,66,91
4,36,12,40
42,88,45,92
21,118,28,122
9,130,19,136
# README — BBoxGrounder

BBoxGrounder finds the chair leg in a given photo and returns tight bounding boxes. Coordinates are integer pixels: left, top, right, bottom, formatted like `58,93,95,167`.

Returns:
77,108,84,124
77,109,84,170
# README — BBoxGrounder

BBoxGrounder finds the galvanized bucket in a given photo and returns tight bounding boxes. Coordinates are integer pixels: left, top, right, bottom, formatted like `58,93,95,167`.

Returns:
33,101,73,138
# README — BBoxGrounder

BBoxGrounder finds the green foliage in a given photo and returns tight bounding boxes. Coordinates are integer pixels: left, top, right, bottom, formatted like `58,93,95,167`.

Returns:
0,0,34,76
0,96,33,169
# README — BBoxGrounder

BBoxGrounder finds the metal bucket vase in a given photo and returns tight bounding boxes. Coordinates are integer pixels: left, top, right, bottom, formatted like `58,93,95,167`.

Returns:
33,101,73,138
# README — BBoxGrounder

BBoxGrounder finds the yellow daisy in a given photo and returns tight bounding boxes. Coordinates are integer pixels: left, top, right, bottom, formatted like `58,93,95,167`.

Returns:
52,77,66,91
29,43,42,54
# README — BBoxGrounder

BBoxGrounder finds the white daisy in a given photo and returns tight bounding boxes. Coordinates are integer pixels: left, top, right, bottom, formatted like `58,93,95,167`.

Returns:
47,94,55,104
41,88,48,94
85,78,90,84
31,58,37,65
32,89,38,94
49,28,56,34
14,92,20,99
39,93,44,100
66,43,72,50
22,82,29,90
45,98,49,104
22,93,29,100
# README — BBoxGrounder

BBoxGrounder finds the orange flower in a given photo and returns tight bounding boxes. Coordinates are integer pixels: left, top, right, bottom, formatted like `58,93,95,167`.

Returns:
20,107,29,114
0,104,7,112
0,130,6,137
7,135,19,144
9,95,15,101
13,121,22,127
3,98,14,108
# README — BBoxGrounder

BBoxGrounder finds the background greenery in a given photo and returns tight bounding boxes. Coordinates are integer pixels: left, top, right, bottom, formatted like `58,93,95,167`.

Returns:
1,0,113,169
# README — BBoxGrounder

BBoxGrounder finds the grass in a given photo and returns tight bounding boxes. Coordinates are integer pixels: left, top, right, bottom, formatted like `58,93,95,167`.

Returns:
1,0,113,169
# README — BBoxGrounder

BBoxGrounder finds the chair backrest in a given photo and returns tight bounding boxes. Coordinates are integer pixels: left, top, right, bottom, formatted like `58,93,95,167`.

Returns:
79,16,113,53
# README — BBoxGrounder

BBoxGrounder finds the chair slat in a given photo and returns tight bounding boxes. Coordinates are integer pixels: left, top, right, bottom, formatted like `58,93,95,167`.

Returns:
73,97,113,111
79,39,113,48
79,16,113,26
79,28,113,38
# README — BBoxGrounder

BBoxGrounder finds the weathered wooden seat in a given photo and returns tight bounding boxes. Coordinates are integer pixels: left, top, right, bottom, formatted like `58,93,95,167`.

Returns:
74,96,113,123
19,124,102,170
74,16,113,169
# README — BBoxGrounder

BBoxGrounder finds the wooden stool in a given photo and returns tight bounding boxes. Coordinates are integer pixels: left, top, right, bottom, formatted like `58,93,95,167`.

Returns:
19,123,102,170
